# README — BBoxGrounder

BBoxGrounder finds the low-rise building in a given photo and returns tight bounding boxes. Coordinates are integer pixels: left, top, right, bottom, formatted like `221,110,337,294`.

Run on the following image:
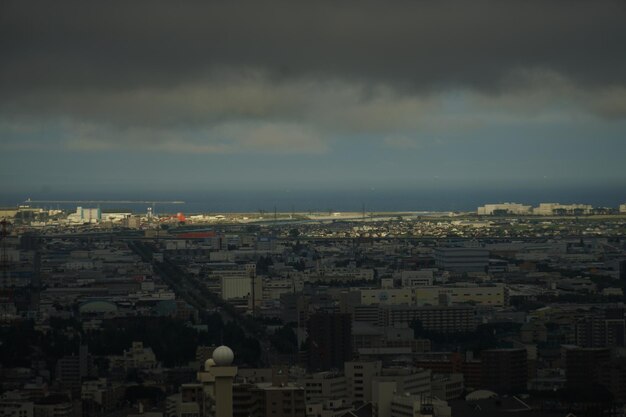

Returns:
534,203,593,216
379,305,476,333
302,372,347,403
0,401,34,417
109,342,158,371
433,247,489,273
431,374,464,400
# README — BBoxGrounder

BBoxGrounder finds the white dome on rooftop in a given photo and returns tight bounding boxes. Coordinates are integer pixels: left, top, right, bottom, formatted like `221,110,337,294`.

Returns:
213,345,234,366
204,358,216,371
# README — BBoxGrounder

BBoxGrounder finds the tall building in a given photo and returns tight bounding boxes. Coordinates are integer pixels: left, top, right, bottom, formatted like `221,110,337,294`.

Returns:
307,312,352,371
565,346,611,390
574,310,626,348
598,358,626,402
481,348,528,394
55,345,95,395
619,259,626,281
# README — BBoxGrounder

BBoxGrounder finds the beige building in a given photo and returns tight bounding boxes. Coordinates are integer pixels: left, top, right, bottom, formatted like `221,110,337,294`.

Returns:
347,283,504,318
302,372,347,403
110,342,157,371
373,367,431,397
258,384,306,417
344,360,382,404
305,267,375,284
81,379,124,413
0,208,19,219
414,285,506,307
393,270,434,288
220,275,251,300
233,377,306,417
213,264,256,301
534,203,593,216
345,361,432,407
431,374,464,400
358,288,413,306
477,203,532,215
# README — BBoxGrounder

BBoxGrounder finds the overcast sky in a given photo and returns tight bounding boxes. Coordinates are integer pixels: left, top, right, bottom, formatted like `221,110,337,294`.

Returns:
2,0,626,197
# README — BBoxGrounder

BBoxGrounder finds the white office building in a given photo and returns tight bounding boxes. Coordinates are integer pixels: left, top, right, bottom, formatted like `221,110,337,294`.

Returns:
477,203,532,215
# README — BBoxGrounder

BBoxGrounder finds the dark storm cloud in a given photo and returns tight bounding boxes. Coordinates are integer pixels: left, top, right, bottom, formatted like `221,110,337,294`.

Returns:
1,0,625,97
2,0,626,157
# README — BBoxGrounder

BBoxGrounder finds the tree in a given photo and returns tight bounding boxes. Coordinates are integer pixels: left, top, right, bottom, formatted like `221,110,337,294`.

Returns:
256,255,274,274
124,385,165,403
269,325,298,354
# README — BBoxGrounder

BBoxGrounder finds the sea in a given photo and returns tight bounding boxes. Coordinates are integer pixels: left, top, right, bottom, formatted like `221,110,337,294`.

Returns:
1,184,624,214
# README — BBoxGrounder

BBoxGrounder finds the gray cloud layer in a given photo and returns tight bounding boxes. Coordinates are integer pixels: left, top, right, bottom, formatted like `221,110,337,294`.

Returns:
1,1,625,154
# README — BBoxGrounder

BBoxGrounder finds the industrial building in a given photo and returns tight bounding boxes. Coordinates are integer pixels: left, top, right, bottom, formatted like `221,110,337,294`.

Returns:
433,247,489,273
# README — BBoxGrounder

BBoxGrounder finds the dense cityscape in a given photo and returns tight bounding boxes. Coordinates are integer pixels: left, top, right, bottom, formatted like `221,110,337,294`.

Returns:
1,201,626,417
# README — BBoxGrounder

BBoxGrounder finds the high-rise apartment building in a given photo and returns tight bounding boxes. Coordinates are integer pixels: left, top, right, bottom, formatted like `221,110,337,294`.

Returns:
307,312,352,371
481,348,528,394
565,346,611,390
